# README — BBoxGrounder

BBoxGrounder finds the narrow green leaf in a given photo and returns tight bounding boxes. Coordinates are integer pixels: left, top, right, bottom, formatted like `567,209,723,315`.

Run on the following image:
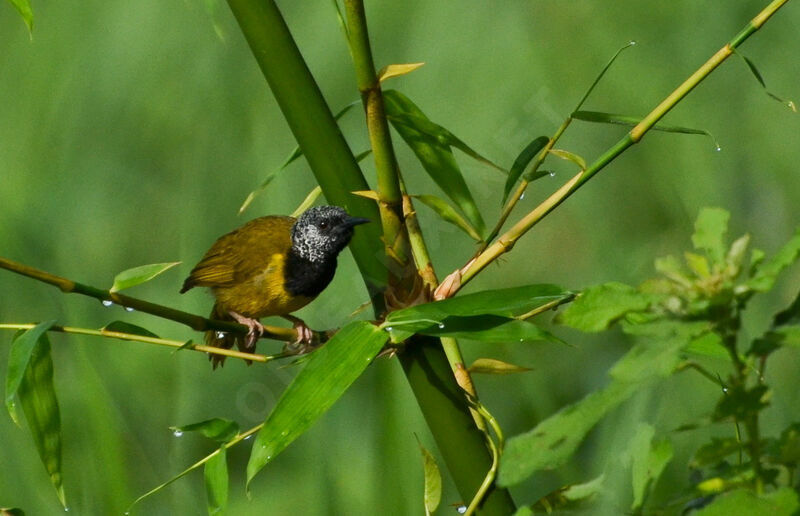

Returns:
246,321,388,487
692,207,729,267
685,252,712,278
290,186,322,218
204,447,229,516
748,225,800,292
736,52,797,112
6,320,56,425
17,333,66,507
412,194,482,241
548,149,586,171
557,282,654,332
694,487,799,516
8,0,33,32
172,418,239,444
573,40,637,110
110,262,181,293
238,101,361,215
377,62,425,83
414,316,561,344
468,358,531,375
503,136,549,204
725,233,751,278
383,89,488,235
415,438,442,516
102,321,160,338
572,110,720,148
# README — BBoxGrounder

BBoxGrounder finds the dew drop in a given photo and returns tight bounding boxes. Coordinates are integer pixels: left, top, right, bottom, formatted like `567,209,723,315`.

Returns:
549,171,556,177
629,40,637,46
124,306,135,312
384,326,393,332
722,387,729,394
245,435,253,440
281,430,289,437
715,145,722,152
102,300,114,307
457,506,467,514
438,323,445,329
173,429,183,437
215,331,227,340
519,339,524,342
64,508,70,513
519,193,525,200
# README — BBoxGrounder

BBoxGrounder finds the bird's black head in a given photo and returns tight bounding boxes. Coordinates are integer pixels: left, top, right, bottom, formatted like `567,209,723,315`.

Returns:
290,206,369,263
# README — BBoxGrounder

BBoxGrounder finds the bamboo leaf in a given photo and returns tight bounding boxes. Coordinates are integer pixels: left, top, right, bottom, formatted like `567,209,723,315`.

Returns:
414,316,562,344
110,262,181,293
16,333,66,507
747,225,800,292
692,207,729,267
503,136,549,204
557,282,655,332
204,447,229,516
468,358,531,375
238,101,361,215
573,40,636,111
171,418,239,444
736,52,797,112
246,321,388,488
548,149,586,171
351,190,380,201
377,62,425,82
383,89,489,235
572,110,720,148
412,194,482,242
291,186,322,218
102,321,160,338
6,320,56,425
415,437,442,516
8,0,33,32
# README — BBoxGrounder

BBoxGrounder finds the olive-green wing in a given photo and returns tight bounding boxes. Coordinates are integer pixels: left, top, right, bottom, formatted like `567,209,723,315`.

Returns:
180,216,295,292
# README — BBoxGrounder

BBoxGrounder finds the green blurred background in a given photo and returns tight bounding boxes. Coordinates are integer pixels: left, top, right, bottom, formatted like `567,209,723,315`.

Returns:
1,1,799,514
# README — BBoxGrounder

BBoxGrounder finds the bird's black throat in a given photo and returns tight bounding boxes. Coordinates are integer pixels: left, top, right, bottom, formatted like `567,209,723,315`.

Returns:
284,248,337,298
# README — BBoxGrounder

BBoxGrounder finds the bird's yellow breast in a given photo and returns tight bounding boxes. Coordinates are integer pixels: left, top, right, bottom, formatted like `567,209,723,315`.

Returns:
211,251,313,318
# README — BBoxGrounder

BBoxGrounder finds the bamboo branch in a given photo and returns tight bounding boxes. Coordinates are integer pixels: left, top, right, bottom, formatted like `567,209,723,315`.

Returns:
437,0,791,299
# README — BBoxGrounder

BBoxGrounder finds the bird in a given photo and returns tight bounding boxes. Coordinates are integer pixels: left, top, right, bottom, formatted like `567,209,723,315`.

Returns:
180,205,369,368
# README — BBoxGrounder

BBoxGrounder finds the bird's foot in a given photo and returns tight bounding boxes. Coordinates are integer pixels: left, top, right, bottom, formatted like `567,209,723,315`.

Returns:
282,315,316,355
228,311,264,353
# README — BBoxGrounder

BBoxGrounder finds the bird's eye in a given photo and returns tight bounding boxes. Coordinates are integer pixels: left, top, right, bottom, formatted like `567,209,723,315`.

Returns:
318,221,329,230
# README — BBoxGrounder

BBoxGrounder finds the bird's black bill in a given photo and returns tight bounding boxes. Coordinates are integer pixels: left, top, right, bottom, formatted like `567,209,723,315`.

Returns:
344,217,371,228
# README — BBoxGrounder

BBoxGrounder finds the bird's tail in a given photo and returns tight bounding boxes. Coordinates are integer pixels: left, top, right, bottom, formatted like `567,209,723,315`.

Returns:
206,303,247,369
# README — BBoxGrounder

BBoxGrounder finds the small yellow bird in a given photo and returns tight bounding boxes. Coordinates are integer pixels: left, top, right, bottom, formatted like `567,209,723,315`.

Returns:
180,205,369,367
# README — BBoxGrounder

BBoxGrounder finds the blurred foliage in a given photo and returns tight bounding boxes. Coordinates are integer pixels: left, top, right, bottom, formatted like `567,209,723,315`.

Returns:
1,1,799,514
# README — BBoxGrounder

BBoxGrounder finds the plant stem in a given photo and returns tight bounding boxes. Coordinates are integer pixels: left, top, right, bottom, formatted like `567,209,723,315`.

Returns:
0,256,297,341
444,0,791,297
0,323,279,363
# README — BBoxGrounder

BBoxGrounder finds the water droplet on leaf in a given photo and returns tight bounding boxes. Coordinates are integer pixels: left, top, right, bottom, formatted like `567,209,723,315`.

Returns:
173,430,183,437
519,193,525,200
549,171,556,177
457,506,467,514
124,306,134,312
438,323,445,329
102,300,113,307
216,331,226,340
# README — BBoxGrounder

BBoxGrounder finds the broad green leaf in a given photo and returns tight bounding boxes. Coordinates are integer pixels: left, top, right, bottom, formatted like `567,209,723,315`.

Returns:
6,320,56,424
736,52,797,112
246,321,388,487
8,0,33,32
499,322,702,486
557,282,653,332
694,487,799,516
238,101,360,214
692,207,729,267
772,289,800,327
748,225,800,292
377,62,425,82
684,331,730,359
468,358,531,375
690,437,744,468
548,148,586,171
110,262,181,292
769,423,800,466
17,333,66,507
571,111,719,148
629,424,672,510
415,439,441,516
383,89,488,235
204,447,228,516
102,321,160,338
503,136,549,203
713,384,770,422
291,186,322,218
527,474,604,513
685,252,711,278
171,418,239,444
412,316,561,344
383,284,572,341
655,254,693,286
412,194,482,242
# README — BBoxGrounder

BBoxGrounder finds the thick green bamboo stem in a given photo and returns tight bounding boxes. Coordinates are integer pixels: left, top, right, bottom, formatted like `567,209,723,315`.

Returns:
226,0,386,294
448,0,790,294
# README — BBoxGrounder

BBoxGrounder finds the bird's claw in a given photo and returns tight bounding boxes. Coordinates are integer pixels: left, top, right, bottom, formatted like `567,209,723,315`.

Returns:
283,317,315,355
229,311,264,353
